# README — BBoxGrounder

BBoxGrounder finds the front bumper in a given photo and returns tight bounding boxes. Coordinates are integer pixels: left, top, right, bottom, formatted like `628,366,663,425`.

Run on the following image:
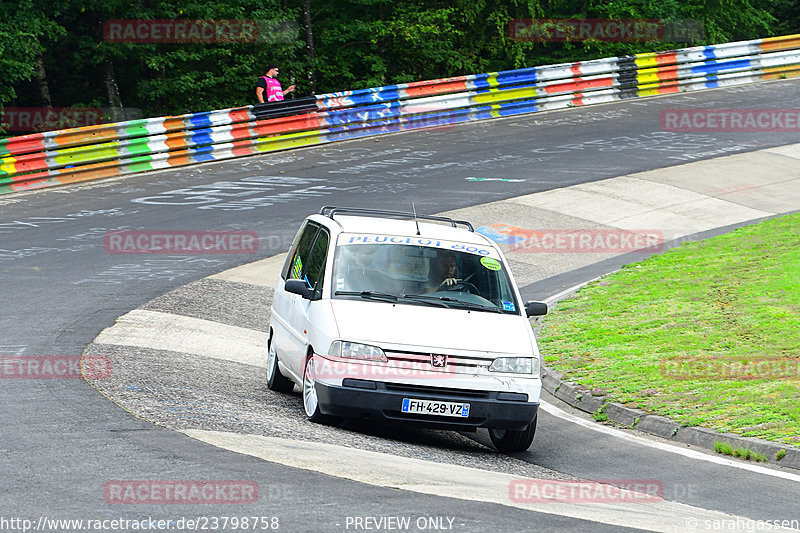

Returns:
315,379,538,431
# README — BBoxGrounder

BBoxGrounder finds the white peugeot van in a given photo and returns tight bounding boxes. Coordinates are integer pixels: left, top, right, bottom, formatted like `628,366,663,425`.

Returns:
267,207,548,452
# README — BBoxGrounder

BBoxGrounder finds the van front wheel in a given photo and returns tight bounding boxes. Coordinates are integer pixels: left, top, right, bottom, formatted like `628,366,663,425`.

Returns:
489,414,537,453
302,357,341,426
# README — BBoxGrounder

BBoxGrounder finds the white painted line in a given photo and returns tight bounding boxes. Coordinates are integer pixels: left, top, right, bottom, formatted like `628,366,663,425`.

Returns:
539,401,800,483
184,430,799,533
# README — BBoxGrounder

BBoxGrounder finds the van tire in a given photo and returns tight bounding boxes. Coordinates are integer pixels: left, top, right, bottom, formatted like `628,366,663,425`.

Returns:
489,414,537,453
302,357,341,426
267,338,294,393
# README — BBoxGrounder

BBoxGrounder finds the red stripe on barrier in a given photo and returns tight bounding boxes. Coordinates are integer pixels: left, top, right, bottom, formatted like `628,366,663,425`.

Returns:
1,133,47,157
232,139,257,157
6,153,49,176
228,108,253,123
404,78,469,98
655,65,679,81
651,51,678,66
12,177,50,191
253,113,322,136
230,123,254,141
544,76,614,94
10,168,50,183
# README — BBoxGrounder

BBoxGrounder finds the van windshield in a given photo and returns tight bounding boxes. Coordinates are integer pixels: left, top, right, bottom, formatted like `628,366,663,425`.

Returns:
332,239,520,314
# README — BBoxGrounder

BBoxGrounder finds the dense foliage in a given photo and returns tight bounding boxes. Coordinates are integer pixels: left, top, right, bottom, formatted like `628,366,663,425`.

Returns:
0,0,794,132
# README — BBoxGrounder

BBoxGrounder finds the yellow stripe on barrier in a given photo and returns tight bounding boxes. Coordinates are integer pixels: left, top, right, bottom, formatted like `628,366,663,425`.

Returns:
473,86,538,104
636,71,660,85
51,142,122,166
253,130,326,153
761,64,800,80
760,34,800,53
634,54,660,69
1,157,16,176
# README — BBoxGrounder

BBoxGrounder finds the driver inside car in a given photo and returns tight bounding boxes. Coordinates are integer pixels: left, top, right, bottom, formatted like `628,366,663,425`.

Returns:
426,251,459,292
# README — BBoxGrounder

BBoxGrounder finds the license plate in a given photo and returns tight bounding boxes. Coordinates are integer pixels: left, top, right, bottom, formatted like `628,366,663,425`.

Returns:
401,398,470,418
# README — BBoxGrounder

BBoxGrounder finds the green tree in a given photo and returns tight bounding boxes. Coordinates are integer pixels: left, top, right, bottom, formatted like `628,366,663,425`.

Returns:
0,0,65,132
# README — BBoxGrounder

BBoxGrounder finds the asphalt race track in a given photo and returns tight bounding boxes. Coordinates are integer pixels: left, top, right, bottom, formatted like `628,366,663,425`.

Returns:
2,79,800,532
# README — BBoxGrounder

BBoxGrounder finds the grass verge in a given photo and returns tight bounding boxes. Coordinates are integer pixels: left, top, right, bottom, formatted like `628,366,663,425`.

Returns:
538,212,800,447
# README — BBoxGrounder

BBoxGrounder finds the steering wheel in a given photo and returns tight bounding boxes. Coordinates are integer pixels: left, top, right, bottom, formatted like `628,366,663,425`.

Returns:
441,281,480,294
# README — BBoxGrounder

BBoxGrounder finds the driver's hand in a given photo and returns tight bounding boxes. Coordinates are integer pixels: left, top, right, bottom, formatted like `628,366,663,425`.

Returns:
440,277,459,287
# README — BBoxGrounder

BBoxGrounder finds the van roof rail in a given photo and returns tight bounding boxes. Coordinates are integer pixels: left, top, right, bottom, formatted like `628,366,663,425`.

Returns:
319,206,474,232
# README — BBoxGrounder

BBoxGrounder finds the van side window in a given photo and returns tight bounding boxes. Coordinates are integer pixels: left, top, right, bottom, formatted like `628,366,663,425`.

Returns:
283,223,320,281
304,230,330,293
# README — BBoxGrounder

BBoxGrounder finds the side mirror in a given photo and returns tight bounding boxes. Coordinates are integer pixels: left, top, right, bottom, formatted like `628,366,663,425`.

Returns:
285,279,314,299
525,301,548,317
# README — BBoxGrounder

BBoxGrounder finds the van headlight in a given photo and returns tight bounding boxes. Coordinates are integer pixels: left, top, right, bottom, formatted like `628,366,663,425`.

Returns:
328,340,387,362
489,357,539,376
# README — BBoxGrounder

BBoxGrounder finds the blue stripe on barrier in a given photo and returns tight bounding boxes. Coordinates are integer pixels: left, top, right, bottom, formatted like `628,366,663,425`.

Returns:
473,80,539,94
692,58,753,75
703,47,717,60
495,100,539,116
188,129,214,147
191,144,216,162
320,86,403,108
496,69,538,86
324,102,402,126
471,78,492,91
189,113,213,129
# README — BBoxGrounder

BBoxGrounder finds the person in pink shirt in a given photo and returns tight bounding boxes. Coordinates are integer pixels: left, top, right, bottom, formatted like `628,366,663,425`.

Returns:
256,65,296,103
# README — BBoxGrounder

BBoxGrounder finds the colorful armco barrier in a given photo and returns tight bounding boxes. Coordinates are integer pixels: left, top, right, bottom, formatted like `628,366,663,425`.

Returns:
3,34,800,194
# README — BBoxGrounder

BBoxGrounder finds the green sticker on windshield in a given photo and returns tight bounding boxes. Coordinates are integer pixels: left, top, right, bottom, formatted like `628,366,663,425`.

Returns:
481,257,501,271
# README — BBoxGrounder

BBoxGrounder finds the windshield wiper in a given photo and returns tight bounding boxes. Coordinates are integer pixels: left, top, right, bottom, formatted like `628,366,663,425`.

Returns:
450,301,504,313
335,290,398,302
403,294,503,313
401,294,454,308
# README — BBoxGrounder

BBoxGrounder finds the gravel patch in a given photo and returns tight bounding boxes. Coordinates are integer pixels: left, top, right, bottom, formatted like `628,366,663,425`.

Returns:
141,278,272,332
86,342,568,481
